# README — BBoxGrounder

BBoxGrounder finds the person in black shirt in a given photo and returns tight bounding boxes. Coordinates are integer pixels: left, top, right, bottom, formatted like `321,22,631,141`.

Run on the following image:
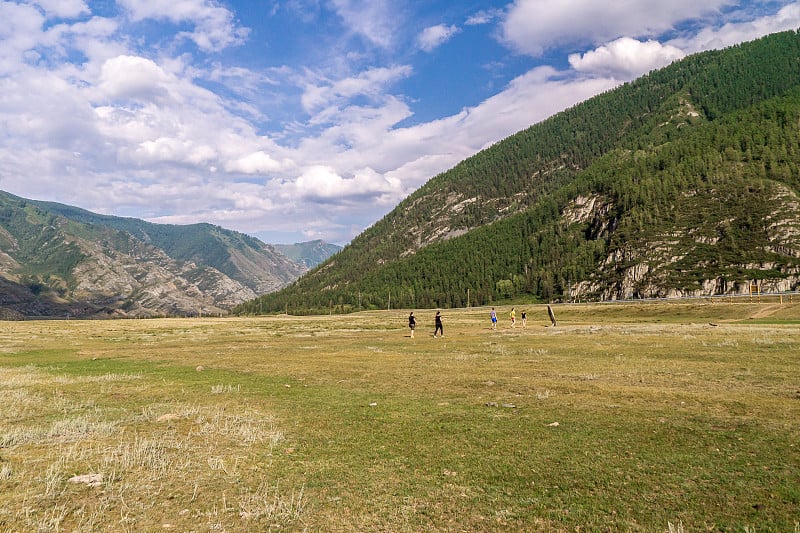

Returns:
408,311,416,338
433,311,443,338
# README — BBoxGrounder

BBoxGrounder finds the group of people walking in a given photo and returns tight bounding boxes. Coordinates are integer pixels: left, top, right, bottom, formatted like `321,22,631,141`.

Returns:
407,311,443,338
494,307,526,329
408,307,527,338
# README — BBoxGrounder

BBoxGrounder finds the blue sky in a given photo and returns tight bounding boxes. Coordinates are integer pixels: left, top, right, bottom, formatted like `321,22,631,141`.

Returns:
1,1,799,244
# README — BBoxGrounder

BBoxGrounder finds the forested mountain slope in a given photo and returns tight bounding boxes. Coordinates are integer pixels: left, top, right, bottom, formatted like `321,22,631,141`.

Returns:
0,192,307,317
239,30,800,314
30,200,306,295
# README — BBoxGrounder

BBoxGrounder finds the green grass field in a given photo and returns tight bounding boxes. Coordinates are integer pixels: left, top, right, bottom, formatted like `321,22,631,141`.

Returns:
1,301,799,532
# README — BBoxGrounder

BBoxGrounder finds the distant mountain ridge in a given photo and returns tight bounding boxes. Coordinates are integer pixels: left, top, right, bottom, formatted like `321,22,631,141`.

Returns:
240,30,800,315
274,240,341,268
0,191,336,318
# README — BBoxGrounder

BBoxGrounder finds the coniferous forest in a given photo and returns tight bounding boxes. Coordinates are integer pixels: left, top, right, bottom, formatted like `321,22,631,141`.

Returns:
235,30,800,315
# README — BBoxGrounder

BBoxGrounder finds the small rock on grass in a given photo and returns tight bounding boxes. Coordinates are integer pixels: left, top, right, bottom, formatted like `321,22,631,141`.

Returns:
68,473,103,487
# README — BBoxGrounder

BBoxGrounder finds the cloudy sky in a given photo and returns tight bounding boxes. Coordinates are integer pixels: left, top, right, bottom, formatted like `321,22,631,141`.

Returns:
1,1,799,244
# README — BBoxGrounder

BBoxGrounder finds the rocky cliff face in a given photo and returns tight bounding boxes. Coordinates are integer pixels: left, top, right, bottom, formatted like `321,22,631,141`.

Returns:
68,234,255,317
561,188,800,301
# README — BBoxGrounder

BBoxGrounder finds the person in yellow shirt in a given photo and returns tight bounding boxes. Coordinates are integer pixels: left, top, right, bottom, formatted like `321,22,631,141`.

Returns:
510,307,516,328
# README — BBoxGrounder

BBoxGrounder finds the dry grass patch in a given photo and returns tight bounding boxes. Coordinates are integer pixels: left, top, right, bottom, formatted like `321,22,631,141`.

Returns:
0,365,303,532
1,303,799,531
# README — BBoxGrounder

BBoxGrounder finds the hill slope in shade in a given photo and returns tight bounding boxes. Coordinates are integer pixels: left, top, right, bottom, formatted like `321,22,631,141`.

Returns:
240,30,800,315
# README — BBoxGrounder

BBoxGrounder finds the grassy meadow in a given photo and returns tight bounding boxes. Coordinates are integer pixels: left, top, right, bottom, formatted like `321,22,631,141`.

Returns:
1,301,799,532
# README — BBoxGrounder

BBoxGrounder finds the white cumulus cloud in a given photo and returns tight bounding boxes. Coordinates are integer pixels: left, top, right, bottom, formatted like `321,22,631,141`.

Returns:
293,165,401,202
501,0,734,56
466,9,501,26
225,151,290,174
569,38,686,79
301,65,412,114
330,0,397,48
0,3,46,72
669,2,800,54
417,24,460,52
117,0,249,51
33,0,89,19
96,55,172,101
